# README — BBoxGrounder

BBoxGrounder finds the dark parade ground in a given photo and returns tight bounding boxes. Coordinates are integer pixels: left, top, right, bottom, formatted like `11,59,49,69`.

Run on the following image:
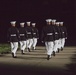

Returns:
0,46,76,75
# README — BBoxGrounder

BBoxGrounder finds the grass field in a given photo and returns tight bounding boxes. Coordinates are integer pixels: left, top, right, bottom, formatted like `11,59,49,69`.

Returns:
0,44,11,54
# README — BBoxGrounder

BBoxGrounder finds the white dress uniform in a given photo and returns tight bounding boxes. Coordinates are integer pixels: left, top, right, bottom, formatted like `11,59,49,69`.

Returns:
51,20,60,56
59,22,67,50
51,20,57,53
7,21,19,58
55,22,63,51
25,22,33,52
54,22,61,53
19,23,27,54
32,23,39,50
41,19,55,60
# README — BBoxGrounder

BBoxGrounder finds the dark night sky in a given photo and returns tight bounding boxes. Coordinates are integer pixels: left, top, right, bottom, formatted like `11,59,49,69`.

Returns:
0,0,75,46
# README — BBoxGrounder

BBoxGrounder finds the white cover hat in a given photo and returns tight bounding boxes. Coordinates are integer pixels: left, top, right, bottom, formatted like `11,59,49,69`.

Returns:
26,22,31,24
60,22,63,24
10,21,16,24
32,23,36,26
52,19,56,22
20,22,25,25
46,19,52,22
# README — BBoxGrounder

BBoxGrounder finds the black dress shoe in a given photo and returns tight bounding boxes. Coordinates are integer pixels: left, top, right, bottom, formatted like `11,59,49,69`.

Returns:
61,47,63,51
12,53,17,58
28,48,30,52
32,47,34,50
14,56,17,58
21,50,25,54
58,48,60,53
47,55,50,60
12,53,14,58
53,51,55,56
32,47,35,51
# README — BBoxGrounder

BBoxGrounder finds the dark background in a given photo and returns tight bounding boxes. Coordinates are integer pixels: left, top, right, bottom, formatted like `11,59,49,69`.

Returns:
0,0,75,46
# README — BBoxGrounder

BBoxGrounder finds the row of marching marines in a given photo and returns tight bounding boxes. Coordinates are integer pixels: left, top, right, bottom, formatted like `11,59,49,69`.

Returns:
7,19,67,60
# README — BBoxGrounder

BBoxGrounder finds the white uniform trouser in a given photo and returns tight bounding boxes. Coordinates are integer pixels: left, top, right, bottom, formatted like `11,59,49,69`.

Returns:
61,38,65,48
19,41,26,52
26,39,33,49
53,40,59,52
10,42,18,56
45,41,53,56
32,38,37,49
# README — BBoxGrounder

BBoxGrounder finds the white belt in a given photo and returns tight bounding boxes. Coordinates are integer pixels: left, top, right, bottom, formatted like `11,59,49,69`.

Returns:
62,32,64,33
55,32,58,34
20,34,25,36
47,33,53,35
27,32,31,34
33,33,36,34
11,34,16,36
